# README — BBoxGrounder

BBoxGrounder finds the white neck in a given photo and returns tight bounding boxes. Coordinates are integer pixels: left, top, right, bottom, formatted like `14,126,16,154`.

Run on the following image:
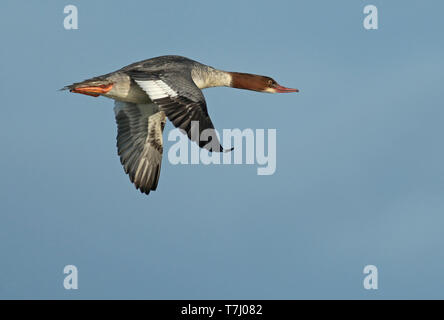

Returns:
191,66,232,89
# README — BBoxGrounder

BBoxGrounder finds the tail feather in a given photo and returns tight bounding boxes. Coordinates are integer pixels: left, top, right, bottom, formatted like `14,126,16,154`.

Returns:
60,74,112,91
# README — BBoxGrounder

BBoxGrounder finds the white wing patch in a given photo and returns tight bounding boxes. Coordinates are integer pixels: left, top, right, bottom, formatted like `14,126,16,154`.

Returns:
135,80,178,100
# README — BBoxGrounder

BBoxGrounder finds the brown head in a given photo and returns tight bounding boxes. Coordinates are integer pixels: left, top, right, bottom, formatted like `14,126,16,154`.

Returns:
229,72,299,93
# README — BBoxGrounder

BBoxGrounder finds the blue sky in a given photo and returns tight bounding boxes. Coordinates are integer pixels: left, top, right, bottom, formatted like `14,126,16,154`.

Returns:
1,0,444,299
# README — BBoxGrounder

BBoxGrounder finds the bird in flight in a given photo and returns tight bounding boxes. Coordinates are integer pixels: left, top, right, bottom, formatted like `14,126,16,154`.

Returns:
63,55,298,195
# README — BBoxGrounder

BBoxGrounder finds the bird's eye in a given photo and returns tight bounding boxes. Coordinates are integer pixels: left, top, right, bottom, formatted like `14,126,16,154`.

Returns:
268,79,274,86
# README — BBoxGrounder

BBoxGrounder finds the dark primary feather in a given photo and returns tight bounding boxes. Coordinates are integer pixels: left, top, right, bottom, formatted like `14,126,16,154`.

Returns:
129,70,226,152
114,101,166,195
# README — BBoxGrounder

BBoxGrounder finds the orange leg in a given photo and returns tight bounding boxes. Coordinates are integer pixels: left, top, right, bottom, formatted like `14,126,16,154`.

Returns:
71,84,113,97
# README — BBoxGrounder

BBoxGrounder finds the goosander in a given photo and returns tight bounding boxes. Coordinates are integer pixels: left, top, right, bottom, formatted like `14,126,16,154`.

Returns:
63,55,298,195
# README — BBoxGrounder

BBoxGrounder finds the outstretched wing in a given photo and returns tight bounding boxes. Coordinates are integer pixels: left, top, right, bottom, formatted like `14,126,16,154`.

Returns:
127,70,227,152
114,101,166,195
